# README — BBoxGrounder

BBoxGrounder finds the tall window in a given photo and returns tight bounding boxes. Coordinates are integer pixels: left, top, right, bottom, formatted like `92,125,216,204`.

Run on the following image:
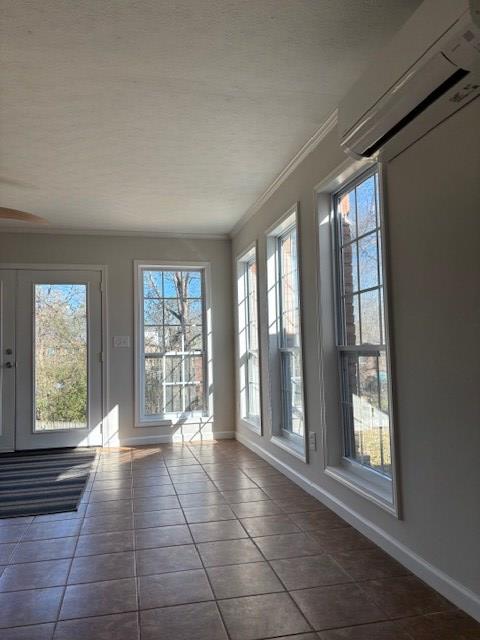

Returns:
137,266,207,422
237,247,261,428
267,208,305,444
334,168,392,477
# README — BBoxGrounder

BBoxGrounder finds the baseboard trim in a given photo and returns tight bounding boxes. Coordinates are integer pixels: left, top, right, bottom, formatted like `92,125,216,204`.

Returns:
120,431,235,446
236,432,480,622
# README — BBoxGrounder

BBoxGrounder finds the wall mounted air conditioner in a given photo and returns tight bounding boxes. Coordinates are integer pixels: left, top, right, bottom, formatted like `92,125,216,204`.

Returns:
338,0,480,160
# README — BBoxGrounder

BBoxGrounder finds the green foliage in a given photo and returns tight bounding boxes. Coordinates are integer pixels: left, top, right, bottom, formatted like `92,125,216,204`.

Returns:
35,285,87,428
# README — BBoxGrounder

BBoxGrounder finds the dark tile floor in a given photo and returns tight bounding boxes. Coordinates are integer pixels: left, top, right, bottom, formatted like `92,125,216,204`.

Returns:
0,440,479,639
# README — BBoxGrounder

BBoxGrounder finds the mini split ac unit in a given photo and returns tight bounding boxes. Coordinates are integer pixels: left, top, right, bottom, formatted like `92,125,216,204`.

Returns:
338,0,480,160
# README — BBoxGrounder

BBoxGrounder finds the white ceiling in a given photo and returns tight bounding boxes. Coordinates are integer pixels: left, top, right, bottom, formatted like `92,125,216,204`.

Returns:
1,0,421,235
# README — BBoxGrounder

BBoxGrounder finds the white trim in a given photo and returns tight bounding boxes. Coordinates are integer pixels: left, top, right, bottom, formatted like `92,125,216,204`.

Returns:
0,262,109,449
100,267,109,450
265,202,299,238
230,110,338,237
120,430,235,446
324,462,396,516
313,161,401,516
235,241,263,435
270,434,306,462
236,431,480,622
313,156,375,194
0,226,228,240
238,417,261,435
265,205,308,462
134,416,212,428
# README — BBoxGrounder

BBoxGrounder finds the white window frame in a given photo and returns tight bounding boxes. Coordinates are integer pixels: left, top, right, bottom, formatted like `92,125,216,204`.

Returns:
236,243,262,433
266,204,308,462
315,160,400,516
134,260,212,428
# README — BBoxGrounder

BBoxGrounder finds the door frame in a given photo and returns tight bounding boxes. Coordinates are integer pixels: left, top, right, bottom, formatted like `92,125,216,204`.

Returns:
0,263,109,450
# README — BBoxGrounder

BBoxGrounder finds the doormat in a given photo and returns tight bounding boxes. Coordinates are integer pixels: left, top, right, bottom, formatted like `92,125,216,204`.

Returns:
0,448,97,518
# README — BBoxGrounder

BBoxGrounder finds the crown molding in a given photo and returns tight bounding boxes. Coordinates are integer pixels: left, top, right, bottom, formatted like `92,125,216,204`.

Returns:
0,225,229,241
230,109,338,238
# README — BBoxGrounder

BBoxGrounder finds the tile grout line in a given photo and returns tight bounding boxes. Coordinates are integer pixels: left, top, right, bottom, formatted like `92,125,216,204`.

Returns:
0,443,467,637
183,443,234,640
187,444,316,637
51,447,100,638
128,448,143,640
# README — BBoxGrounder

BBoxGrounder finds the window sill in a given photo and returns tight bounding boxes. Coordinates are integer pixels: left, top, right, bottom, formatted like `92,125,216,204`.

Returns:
239,417,262,435
270,434,307,463
135,413,208,429
324,458,399,517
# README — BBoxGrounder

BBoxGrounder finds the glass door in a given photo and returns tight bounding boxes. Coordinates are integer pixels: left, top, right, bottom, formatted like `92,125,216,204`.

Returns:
15,269,103,449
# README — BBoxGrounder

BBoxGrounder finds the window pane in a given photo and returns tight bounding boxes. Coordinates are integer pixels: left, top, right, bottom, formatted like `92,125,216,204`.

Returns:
342,352,391,476
186,272,202,297
358,232,379,291
166,355,182,383
280,228,300,347
246,260,258,352
166,384,183,413
164,299,182,325
163,272,179,298
34,284,87,431
185,355,203,383
144,357,163,415
360,289,381,345
356,174,377,236
344,293,360,346
186,383,204,412
280,348,304,436
144,299,163,325
141,269,205,418
342,241,358,294
247,352,261,422
185,299,203,325
164,326,184,352
339,190,357,243
144,271,163,298
144,326,163,353
185,325,203,351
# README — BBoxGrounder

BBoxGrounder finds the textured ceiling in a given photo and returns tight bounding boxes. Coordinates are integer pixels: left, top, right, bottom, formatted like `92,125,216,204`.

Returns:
0,0,421,235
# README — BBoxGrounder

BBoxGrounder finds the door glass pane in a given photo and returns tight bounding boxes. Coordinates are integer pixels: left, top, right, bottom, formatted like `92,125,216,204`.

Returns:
34,284,88,431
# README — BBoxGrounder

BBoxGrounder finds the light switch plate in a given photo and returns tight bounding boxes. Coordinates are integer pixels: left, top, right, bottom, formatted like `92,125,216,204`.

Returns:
113,336,130,348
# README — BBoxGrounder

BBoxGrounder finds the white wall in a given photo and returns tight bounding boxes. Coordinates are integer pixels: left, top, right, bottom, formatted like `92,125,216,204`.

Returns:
232,99,480,618
0,232,234,444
